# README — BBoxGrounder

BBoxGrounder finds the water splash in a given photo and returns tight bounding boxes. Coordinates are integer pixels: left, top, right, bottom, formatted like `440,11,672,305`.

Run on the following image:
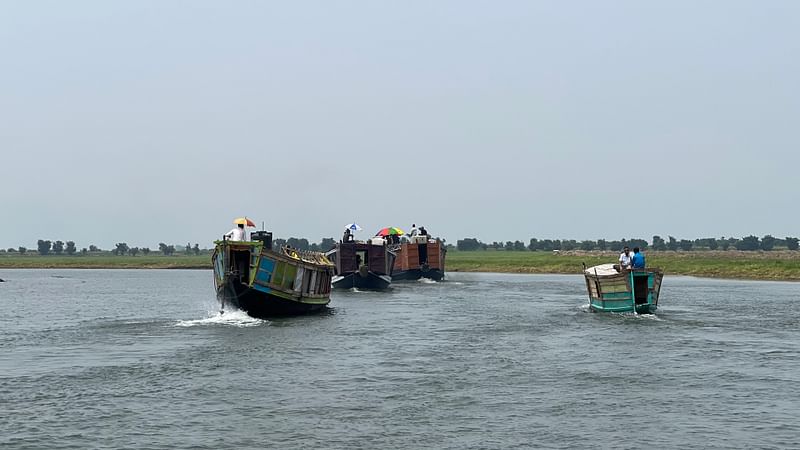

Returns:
627,312,663,321
175,309,267,328
418,278,437,284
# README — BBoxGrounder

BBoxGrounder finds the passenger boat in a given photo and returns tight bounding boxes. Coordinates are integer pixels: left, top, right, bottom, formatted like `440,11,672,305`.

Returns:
325,238,397,290
583,263,664,314
391,235,446,281
212,231,335,317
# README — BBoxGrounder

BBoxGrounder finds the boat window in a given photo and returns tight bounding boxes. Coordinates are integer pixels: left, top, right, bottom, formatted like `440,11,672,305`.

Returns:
272,262,285,286
308,271,317,294
302,270,312,294
294,267,305,292
283,265,298,290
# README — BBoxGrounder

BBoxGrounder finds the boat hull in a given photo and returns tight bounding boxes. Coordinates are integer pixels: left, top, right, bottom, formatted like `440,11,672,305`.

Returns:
391,267,445,281
332,272,392,290
217,281,328,318
588,298,658,314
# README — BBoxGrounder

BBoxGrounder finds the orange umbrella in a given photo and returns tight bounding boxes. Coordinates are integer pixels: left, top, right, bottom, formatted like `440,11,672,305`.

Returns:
233,217,256,227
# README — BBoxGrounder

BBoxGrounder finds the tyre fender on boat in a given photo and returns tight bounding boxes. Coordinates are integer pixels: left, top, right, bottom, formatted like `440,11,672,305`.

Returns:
358,265,369,278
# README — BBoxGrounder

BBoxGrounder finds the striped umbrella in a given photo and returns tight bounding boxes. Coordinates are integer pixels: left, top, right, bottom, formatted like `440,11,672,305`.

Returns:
376,227,405,237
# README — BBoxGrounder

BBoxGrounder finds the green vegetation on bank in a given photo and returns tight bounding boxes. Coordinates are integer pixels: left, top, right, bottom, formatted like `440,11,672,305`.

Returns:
446,250,800,281
2,250,799,281
0,254,209,269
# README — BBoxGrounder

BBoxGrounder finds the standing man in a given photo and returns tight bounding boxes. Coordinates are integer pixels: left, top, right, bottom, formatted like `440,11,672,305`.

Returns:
410,224,419,237
631,247,646,269
619,246,633,270
225,223,246,241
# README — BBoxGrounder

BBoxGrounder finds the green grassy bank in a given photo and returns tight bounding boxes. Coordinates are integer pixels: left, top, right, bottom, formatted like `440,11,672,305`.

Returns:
1,250,799,281
446,250,800,281
0,254,209,269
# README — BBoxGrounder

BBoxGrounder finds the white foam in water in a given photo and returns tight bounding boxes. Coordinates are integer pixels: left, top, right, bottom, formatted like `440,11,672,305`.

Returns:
418,278,437,284
175,309,267,328
629,312,663,321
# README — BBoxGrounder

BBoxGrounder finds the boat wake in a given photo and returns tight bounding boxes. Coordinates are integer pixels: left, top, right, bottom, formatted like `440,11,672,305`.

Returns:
417,278,437,284
175,309,267,328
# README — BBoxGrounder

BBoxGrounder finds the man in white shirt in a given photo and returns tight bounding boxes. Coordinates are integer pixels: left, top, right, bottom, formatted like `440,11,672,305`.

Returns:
409,223,419,237
618,246,633,270
225,224,247,241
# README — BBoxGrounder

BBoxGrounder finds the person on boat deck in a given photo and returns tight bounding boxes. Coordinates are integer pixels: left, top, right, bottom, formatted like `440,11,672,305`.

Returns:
410,224,419,237
225,223,246,241
343,228,353,243
618,246,633,270
631,247,646,269
419,226,428,237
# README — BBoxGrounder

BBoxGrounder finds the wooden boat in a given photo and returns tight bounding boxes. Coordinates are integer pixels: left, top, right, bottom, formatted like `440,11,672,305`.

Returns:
583,263,664,314
325,238,396,290
212,231,335,318
391,236,446,281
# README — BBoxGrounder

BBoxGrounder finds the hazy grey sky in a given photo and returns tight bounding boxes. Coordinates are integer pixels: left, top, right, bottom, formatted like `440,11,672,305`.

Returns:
2,1,799,249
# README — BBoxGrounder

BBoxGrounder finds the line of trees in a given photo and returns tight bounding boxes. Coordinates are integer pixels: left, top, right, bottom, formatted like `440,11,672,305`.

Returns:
272,237,337,252
3,237,343,256
456,235,800,252
0,240,206,256
6,234,798,256
5,237,338,256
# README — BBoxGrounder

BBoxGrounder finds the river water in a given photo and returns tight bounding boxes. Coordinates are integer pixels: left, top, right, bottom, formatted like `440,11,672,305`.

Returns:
1,269,798,449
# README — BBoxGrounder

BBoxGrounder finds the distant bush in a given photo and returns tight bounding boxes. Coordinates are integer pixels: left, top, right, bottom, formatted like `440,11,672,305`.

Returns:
457,238,483,251
38,240,51,255
737,235,760,251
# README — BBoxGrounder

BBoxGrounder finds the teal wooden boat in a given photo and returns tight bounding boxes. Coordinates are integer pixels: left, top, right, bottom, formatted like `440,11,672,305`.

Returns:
583,263,664,314
212,231,335,318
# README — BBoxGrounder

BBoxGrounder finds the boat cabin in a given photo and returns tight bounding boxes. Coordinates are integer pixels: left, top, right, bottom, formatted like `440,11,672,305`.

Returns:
393,236,444,273
331,240,395,276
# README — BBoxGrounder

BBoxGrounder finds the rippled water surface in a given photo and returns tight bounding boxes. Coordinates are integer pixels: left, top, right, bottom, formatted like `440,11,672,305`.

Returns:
1,269,798,449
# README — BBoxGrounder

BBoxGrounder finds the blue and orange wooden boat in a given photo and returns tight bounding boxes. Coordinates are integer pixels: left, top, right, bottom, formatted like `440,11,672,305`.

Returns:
212,231,334,317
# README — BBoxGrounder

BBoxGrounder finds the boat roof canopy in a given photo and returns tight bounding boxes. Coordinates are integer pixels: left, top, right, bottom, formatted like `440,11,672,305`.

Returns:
584,263,619,276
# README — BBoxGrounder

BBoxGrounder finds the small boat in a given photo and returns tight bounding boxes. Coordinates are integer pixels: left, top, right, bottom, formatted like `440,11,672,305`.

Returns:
212,231,335,317
391,235,446,281
583,263,664,314
325,238,397,290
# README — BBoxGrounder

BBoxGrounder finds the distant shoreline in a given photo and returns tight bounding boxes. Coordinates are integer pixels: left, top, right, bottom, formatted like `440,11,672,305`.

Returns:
1,250,799,281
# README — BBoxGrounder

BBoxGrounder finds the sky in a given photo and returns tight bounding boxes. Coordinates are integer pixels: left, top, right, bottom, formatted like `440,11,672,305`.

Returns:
2,1,799,250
